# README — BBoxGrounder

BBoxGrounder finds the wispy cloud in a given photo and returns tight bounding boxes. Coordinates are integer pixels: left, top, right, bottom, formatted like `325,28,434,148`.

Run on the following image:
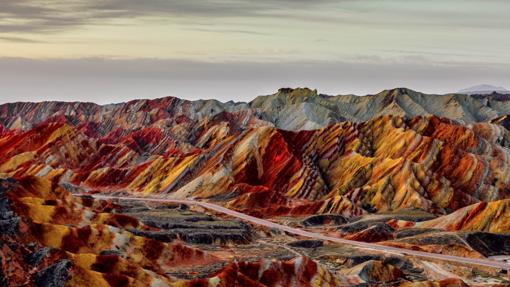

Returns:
186,27,270,36
1,0,508,48
0,0,336,33
0,36,43,43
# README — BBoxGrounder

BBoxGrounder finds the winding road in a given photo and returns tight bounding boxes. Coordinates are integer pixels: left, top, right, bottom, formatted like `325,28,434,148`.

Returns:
77,194,510,271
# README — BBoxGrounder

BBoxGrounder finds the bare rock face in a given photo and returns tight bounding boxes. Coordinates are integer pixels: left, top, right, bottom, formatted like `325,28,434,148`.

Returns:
395,228,441,239
343,222,395,242
129,225,252,245
4,87,510,132
176,256,347,287
418,200,510,233
3,113,510,218
25,247,53,266
0,176,221,286
302,214,348,226
342,260,404,284
287,240,324,249
0,192,19,235
399,278,469,287
35,260,73,287
119,202,254,245
462,232,510,257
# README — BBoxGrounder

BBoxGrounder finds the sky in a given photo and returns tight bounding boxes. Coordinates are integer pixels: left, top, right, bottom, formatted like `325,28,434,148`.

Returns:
0,0,509,104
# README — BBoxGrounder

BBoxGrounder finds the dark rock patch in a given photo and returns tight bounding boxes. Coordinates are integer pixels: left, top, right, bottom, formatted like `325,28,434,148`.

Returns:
0,255,6,287
130,228,252,245
338,221,372,233
35,260,73,287
99,249,123,257
347,222,395,242
344,255,382,267
26,247,53,266
119,203,254,245
287,240,324,249
395,228,441,239
0,218,20,235
0,183,20,235
463,232,510,257
91,255,120,273
340,222,395,242
302,214,347,227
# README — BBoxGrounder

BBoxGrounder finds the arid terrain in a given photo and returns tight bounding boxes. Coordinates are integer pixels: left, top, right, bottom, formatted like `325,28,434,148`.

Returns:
3,88,510,286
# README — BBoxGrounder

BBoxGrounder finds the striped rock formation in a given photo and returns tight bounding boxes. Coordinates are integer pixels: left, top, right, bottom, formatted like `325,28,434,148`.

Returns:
1,175,343,287
3,87,510,131
418,199,510,232
1,113,510,218
3,90,510,285
0,176,214,286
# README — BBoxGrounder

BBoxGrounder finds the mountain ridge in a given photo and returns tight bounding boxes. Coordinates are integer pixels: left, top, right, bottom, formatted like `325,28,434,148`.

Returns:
459,84,510,95
3,87,510,132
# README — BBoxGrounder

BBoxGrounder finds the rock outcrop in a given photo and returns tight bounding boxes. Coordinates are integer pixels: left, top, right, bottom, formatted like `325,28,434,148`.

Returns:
341,260,404,284
2,114,510,218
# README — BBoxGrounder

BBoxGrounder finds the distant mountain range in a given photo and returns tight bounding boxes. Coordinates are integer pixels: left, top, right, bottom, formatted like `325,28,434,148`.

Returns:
458,84,510,95
3,87,510,131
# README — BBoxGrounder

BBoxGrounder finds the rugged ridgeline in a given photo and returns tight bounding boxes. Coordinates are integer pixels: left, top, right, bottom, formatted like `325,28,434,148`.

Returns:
2,87,510,131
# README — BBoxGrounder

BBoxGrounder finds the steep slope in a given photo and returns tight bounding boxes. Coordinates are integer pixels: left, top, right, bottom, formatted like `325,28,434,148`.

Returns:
418,200,510,232
2,114,510,218
5,90,510,285
2,174,353,287
0,176,215,286
3,87,510,131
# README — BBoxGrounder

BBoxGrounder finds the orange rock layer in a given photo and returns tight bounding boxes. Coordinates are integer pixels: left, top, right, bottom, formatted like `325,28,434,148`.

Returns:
1,115,510,218
1,175,341,286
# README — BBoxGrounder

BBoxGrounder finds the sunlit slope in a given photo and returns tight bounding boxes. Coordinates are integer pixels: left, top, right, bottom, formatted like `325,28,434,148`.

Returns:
2,114,510,218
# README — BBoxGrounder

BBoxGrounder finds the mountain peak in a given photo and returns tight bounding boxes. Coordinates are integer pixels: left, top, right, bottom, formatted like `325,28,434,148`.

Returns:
376,87,421,98
458,84,509,95
277,87,318,97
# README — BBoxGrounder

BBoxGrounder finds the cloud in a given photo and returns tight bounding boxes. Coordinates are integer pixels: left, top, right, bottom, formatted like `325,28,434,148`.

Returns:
0,36,43,43
186,27,270,36
0,1,96,33
1,0,508,37
0,0,336,33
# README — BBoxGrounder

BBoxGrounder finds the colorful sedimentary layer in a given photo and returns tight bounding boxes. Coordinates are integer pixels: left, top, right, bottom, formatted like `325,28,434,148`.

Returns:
1,175,343,286
0,176,212,285
4,90,510,285
2,112,510,218
418,200,510,232
178,256,359,287
3,88,510,131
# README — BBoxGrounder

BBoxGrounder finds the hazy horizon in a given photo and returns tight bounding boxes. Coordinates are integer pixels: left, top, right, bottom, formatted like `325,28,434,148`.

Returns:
1,0,509,104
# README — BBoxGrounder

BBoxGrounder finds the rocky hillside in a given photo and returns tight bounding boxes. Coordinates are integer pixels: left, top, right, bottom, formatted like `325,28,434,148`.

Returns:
2,113,510,218
3,87,510,131
4,88,510,286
